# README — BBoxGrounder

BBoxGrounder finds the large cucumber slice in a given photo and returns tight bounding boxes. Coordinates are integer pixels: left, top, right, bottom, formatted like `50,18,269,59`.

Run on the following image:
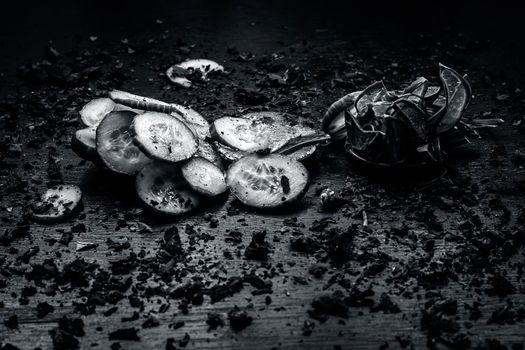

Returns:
136,162,200,215
211,112,317,159
132,112,199,163
96,111,151,175
226,154,309,209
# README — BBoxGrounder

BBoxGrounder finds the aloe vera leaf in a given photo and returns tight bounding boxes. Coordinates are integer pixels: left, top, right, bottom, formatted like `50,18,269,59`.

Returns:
109,90,176,114
403,77,429,99
355,81,389,115
274,131,331,155
424,86,441,104
344,109,384,151
463,118,504,129
382,116,409,165
393,99,429,141
321,91,361,133
433,64,472,134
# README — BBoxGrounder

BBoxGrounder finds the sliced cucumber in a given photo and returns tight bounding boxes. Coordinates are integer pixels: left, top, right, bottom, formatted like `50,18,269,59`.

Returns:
96,111,151,175
109,90,211,139
80,98,116,127
71,126,101,164
211,113,318,154
170,105,211,139
29,185,83,223
214,141,245,163
166,59,224,88
136,162,200,215
182,157,227,197
226,154,309,209
196,141,224,167
211,116,266,152
132,112,199,163
177,59,224,73
242,111,286,122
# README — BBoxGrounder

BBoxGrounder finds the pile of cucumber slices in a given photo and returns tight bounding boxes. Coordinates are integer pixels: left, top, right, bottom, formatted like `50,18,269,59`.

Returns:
71,90,325,215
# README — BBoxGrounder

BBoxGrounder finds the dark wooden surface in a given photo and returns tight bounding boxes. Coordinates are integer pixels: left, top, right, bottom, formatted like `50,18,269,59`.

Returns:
1,1,524,349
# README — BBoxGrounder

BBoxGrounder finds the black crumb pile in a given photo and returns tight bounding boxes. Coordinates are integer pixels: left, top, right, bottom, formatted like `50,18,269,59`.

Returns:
1,14,525,350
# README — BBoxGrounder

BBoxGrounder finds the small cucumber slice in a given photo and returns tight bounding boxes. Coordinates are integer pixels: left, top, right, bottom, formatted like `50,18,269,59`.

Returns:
132,112,199,163
213,141,245,163
226,154,309,209
182,158,227,197
71,126,101,164
29,185,83,223
166,59,224,88
196,141,224,168
80,98,115,127
96,111,151,175
136,162,200,215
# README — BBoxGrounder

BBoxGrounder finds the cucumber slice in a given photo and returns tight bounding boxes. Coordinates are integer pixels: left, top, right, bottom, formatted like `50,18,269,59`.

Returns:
80,98,116,127
211,117,265,151
213,139,315,163
132,112,199,163
287,146,317,161
211,113,317,154
96,111,151,175
170,105,210,139
242,111,286,122
71,126,101,164
182,158,227,196
29,185,83,223
136,162,200,215
166,59,224,88
109,90,210,139
214,141,245,162
226,154,309,209
196,141,224,167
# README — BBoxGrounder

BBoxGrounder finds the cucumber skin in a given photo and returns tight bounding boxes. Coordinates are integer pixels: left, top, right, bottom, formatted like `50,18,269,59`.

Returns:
70,131,104,166
95,111,151,175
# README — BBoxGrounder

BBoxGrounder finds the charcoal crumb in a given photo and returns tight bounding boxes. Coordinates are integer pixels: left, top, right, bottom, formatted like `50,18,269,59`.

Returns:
206,313,224,330
108,328,140,341
228,307,253,331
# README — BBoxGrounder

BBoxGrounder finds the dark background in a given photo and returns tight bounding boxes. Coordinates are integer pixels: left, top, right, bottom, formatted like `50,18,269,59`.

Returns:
1,0,524,83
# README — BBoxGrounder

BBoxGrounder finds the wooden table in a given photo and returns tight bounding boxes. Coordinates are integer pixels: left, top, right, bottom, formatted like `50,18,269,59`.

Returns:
1,1,524,349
